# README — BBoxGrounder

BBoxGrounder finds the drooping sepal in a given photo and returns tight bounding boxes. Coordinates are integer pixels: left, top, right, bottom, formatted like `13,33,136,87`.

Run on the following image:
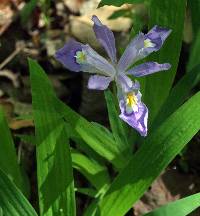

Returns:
117,80,148,136
55,39,83,72
88,75,112,90
119,99,148,137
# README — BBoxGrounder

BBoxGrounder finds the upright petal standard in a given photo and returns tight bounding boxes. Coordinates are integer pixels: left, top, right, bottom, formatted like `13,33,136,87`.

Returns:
55,15,172,136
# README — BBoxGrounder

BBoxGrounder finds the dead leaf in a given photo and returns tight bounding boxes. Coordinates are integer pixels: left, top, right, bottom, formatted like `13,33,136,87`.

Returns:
9,119,34,130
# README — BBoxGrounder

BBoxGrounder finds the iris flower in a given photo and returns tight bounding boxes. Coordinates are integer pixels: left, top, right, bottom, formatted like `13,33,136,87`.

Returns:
55,15,171,136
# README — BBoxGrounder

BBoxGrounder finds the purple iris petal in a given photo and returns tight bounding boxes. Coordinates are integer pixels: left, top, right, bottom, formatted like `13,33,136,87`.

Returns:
81,44,116,77
147,25,172,45
127,62,171,77
117,33,145,72
88,75,113,90
55,39,82,72
92,15,117,64
140,25,172,58
119,100,148,136
132,80,140,90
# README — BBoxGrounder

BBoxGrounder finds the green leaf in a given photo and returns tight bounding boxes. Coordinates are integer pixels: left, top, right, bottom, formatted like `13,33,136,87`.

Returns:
144,193,200,216
187,30,200,72
84,199,99,216
0,107,24,192
72,149,110,190
17,132,110,192
143,0,186,124
152,64,200,130
98,0,144,7
0,168,38,216
104,90,130,153
29,59,76,216
188,0,200,36
76,188,97,198
98,91,200,216
65,122,107,166
54,97,128,170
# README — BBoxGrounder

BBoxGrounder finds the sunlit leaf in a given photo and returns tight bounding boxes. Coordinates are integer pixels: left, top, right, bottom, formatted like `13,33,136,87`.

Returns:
98,92,200,216
0,168,37,216
0,107,24,192
29,59,76,216
144,193,200,216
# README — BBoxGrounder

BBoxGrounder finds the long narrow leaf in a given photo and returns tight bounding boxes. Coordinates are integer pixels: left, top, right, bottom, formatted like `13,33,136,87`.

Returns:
104,90,130,152
144,193,200,216
0,107,24,192
72,149,110,191
29,59,76,216
18,133,110,192
0,168,38,216
98,91,200,216
144,0,186,123
152,64,200,129
54,96,128,169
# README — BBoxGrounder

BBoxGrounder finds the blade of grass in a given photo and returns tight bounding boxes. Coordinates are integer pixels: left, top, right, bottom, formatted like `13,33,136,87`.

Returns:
72,149,110,191
0,107,24,192
144,193,200,216
17,133,110,192
0,168,38,216
54,96,128,169
29,59,76,216
98,91,200,216
69,121,112,165
143,0,186,124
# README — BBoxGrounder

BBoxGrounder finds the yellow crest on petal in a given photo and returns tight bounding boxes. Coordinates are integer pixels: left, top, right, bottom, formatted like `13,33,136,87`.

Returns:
144,39,155,48
126,92,137,107
75,51,86,64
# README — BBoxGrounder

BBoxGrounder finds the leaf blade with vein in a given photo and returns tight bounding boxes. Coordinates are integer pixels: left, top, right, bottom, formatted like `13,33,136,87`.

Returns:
29,59,75,216
0,107,24,192
98,92,200,216
0,168,38,216
144,193,200,216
